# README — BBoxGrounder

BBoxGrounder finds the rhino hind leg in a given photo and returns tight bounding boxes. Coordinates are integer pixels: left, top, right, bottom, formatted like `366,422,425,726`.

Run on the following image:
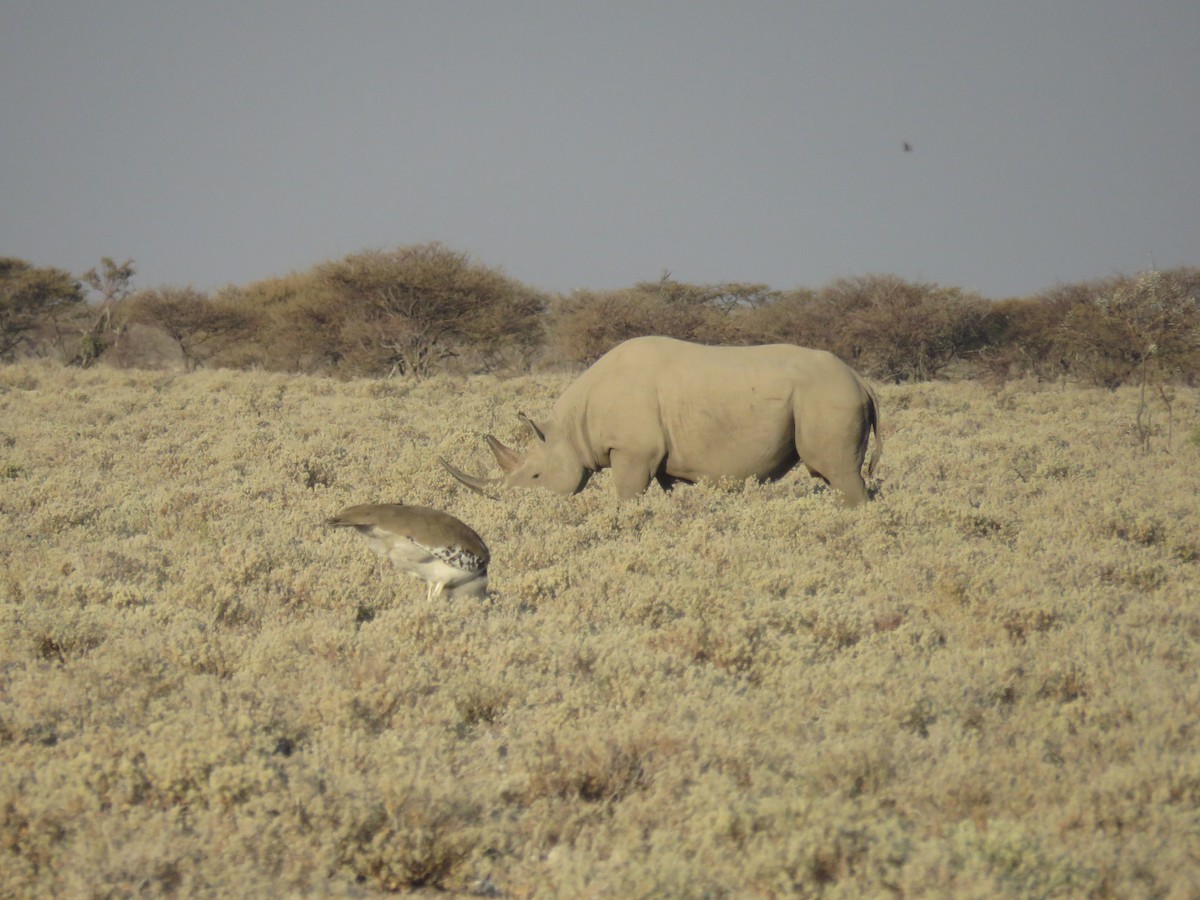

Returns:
795,406,872,507
826,470,869,507
802,461,864,506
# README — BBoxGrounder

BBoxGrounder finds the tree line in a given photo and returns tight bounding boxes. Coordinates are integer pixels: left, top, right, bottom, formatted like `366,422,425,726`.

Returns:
2,243,1198,387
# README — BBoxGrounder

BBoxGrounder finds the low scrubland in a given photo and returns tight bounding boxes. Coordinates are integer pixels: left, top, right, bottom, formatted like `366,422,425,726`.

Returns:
2,361,1199,896
6,249,1198,388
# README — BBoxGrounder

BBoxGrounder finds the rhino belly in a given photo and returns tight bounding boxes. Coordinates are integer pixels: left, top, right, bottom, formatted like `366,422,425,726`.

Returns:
661,417,798,482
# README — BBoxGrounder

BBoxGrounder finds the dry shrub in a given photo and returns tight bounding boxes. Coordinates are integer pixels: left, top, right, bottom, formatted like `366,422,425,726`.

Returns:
233,272,347,373
982,268,1200,387
978,294,1072,382
122,287,260,371
333,773,483,891
820,275,989,381
1,363,1198,895
518,727,652,807
0,258,85,361
545,276,767,365
211,244,547,378
989,277,1126,383
734,287,819,343
1057,268,1200,388
99,323,186,370
545,288,677,365
740,275,988,381
319,244,547,377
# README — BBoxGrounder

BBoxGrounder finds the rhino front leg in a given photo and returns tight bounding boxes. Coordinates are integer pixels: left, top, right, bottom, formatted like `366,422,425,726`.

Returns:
609,449,658,500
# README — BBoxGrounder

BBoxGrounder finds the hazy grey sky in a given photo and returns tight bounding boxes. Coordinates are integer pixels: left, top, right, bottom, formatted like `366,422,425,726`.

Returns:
3,1,1197,299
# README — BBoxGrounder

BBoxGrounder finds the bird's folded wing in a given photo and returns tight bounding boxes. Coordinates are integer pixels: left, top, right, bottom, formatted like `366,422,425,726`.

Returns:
380,533,439,567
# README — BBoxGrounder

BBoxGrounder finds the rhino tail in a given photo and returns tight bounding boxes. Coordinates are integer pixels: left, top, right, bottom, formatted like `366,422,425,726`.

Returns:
862,376,883,478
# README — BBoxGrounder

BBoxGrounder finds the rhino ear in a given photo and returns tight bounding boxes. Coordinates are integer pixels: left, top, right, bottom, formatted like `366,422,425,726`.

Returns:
518,412,546,442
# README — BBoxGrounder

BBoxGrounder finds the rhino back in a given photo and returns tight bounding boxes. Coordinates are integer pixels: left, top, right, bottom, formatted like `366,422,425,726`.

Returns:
561,337,868,480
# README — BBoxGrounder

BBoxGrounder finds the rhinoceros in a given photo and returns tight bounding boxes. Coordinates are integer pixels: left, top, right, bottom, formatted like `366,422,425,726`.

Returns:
441,336,882,506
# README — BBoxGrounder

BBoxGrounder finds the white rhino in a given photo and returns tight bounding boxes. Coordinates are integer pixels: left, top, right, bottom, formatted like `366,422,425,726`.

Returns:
442,336,882,506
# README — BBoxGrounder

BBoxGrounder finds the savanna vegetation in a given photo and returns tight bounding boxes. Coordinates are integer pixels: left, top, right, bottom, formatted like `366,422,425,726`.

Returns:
3,243,1198,388
2,360,1199,896
3,243,1199,894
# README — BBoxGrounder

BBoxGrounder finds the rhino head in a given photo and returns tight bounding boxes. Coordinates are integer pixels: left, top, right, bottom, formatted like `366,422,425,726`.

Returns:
441,413,591,497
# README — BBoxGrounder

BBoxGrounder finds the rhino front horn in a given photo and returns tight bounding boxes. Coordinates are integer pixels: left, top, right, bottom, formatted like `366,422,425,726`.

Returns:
439,456,501,499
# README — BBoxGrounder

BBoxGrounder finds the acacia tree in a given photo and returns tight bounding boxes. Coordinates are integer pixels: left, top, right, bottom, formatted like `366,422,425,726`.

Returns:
125,287,258,371
70,258,136,367
638,273,781,315
0,258,85,360
315,243,547,378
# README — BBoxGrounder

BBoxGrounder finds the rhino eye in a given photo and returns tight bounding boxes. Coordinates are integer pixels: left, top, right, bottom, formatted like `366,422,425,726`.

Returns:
532,473,540,480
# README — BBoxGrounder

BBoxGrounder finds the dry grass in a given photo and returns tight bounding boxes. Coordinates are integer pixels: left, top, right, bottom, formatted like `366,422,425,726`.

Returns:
2,361,1199,897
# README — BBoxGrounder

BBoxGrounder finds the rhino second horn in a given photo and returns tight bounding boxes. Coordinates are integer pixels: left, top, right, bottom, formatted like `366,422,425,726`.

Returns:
439,456,501,499
486,435,524,474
